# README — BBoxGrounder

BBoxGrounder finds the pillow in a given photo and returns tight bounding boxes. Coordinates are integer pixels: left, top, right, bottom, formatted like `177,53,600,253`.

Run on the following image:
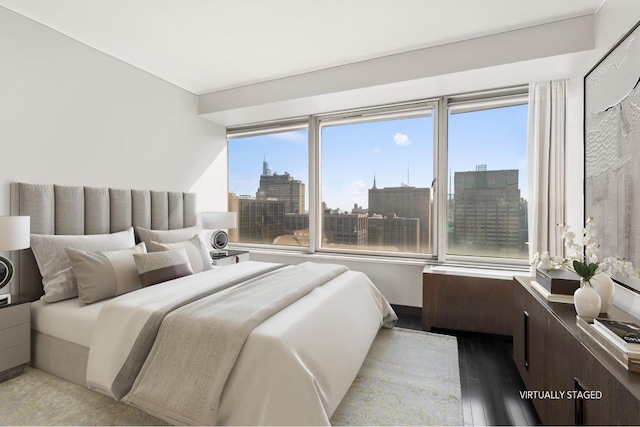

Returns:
30,227,136,303
135,226,201,251
149,234,212,273
133,248,194,287
66,243,147,306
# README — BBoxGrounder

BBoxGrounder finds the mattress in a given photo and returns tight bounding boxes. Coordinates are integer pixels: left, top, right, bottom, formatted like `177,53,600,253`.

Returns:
31,298,106,348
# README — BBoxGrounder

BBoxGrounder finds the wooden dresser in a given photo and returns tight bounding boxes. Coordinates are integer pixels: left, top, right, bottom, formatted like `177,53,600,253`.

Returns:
513,276,640,425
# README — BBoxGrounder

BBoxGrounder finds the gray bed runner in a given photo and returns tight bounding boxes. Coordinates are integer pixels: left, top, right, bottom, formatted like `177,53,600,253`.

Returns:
125,262,348,425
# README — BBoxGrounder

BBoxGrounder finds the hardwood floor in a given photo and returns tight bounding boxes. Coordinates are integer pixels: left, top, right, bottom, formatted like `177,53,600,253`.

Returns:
395,312,541,426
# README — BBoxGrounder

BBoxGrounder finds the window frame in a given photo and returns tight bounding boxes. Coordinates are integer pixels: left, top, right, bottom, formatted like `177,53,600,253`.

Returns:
315,100,438,259
226,118,310,251
226,85,530,268
441,87,529,267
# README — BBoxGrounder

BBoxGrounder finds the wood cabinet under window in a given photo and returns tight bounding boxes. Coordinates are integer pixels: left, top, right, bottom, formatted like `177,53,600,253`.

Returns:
423,271,513,335
513,276,640,425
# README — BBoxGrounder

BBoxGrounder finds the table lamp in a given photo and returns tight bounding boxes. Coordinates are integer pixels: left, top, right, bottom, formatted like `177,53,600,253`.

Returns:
0,216,30,297
201,212,237,252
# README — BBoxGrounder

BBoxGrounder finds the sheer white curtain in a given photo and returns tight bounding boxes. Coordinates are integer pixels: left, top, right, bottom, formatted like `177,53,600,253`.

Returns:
527,80,567,265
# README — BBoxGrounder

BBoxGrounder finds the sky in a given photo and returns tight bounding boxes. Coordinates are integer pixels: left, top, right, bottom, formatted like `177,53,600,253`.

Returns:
228,103,528,212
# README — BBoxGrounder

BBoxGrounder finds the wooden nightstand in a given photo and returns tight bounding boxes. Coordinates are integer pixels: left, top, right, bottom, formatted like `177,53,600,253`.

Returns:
0,294,31,383
210,250,250,267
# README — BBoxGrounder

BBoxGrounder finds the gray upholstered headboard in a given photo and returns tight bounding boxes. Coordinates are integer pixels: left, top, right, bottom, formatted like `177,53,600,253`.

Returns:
9,182,197,300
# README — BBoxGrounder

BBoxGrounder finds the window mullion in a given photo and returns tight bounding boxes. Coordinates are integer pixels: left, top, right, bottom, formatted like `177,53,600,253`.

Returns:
436,98,449,262
309,115,319,254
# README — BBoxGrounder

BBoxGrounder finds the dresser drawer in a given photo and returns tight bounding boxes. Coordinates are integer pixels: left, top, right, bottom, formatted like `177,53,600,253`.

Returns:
0,303,30,330
0,342,30,372
0,323,30,351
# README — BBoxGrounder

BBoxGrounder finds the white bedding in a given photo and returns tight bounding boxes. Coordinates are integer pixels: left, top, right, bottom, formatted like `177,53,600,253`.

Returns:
33,261,397,425
31,298,106,347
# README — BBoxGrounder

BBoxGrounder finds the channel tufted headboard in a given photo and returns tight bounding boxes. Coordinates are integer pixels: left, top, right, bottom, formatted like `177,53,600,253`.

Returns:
9,182,197,300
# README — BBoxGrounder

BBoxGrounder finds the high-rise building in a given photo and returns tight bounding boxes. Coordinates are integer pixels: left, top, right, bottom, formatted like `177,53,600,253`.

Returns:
368,214,419,252
368,180,431,252
323,213,368,247
256,159,305,214
283,212,368,247
452,168,525,256
230,192,286,244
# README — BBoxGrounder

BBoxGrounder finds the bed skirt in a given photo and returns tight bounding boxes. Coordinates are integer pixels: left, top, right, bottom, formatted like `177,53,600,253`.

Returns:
31,331,89,387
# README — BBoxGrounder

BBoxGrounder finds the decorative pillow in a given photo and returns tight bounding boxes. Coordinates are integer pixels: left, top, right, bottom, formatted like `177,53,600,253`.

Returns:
135,226,201,251
133,248,194,287
66,243,147,306
30,227,136,303
149,234,211,273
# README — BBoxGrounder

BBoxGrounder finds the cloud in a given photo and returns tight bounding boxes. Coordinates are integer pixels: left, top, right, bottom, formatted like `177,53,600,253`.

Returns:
394,133,411,146
373,145,382,154
347,179,368,206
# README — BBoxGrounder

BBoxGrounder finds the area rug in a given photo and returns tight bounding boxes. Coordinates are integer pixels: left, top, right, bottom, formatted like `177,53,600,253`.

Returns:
331,328,462,426
0,328,462,426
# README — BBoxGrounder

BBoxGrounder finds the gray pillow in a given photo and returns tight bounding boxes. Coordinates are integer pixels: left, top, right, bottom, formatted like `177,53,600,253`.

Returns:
31,227,136,303
66,243,147,306
149,234,212,273
135,226,201,251
133,248,194,287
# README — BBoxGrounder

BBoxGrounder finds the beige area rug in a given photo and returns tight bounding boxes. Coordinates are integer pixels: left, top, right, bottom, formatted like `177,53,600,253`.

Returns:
0,328,462,426
331,328,462,426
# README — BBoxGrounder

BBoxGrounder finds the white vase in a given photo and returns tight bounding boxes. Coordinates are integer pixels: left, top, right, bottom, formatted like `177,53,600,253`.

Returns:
590,273,615,313
574,279,601,322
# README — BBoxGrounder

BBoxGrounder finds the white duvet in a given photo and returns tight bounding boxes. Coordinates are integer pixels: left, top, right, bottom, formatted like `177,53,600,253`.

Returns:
87,261,396,425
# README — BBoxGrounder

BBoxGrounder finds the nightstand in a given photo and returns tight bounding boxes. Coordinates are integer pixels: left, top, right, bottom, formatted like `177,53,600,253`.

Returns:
0,294,31,383
210,249,250,267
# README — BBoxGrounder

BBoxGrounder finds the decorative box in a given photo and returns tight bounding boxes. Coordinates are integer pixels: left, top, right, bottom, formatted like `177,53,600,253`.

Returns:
535,268,580,295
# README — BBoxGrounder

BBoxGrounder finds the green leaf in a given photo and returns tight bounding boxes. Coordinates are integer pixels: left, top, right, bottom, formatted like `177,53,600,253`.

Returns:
588,263,598,277
573,260,586,277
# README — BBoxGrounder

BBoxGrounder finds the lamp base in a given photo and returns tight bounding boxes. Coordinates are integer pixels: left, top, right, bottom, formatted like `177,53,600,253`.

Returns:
210,230,229,251
0,255,14,291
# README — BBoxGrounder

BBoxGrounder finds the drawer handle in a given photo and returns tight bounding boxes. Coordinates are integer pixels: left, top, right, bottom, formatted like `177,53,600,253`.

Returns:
574,378,586,425
523,310,530,371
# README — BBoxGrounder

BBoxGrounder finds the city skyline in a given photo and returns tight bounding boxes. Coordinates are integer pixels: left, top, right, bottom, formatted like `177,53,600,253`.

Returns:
228,103,528,212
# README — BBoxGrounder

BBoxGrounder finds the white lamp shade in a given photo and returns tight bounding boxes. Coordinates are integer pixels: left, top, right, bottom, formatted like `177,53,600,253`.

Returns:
202,212,237,230
0,216,30,251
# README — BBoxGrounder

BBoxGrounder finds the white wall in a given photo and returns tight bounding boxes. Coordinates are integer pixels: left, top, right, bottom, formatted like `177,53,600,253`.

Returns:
0,6,228,219
248,251,425,307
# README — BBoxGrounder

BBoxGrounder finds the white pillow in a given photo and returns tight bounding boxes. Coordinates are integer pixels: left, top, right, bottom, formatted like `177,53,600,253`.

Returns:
135,226,201,251
150,234,212,273
30,227,136,303
66,243,147,306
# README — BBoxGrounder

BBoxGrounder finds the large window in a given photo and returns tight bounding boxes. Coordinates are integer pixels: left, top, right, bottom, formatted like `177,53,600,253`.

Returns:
227,125,309,247
227,87,529,264
446,97,528,260
319,105,435,255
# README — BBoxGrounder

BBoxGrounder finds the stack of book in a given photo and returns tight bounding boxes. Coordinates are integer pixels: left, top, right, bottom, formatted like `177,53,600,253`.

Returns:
577,316,640,372
530,268,580,304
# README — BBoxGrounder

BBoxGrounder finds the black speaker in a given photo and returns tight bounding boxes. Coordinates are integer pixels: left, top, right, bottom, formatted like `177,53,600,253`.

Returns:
210,229,229,250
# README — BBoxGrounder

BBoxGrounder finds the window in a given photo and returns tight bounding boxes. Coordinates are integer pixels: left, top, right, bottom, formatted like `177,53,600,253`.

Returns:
227,124,309,247
227,87,529,265
446,96,529,260
319,104,435,255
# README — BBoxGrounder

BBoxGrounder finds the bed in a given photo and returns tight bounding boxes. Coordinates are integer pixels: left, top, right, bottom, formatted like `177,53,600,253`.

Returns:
10,182,397,426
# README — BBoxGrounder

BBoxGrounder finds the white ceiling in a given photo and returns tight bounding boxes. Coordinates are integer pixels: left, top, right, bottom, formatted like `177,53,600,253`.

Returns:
0,0,605,95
